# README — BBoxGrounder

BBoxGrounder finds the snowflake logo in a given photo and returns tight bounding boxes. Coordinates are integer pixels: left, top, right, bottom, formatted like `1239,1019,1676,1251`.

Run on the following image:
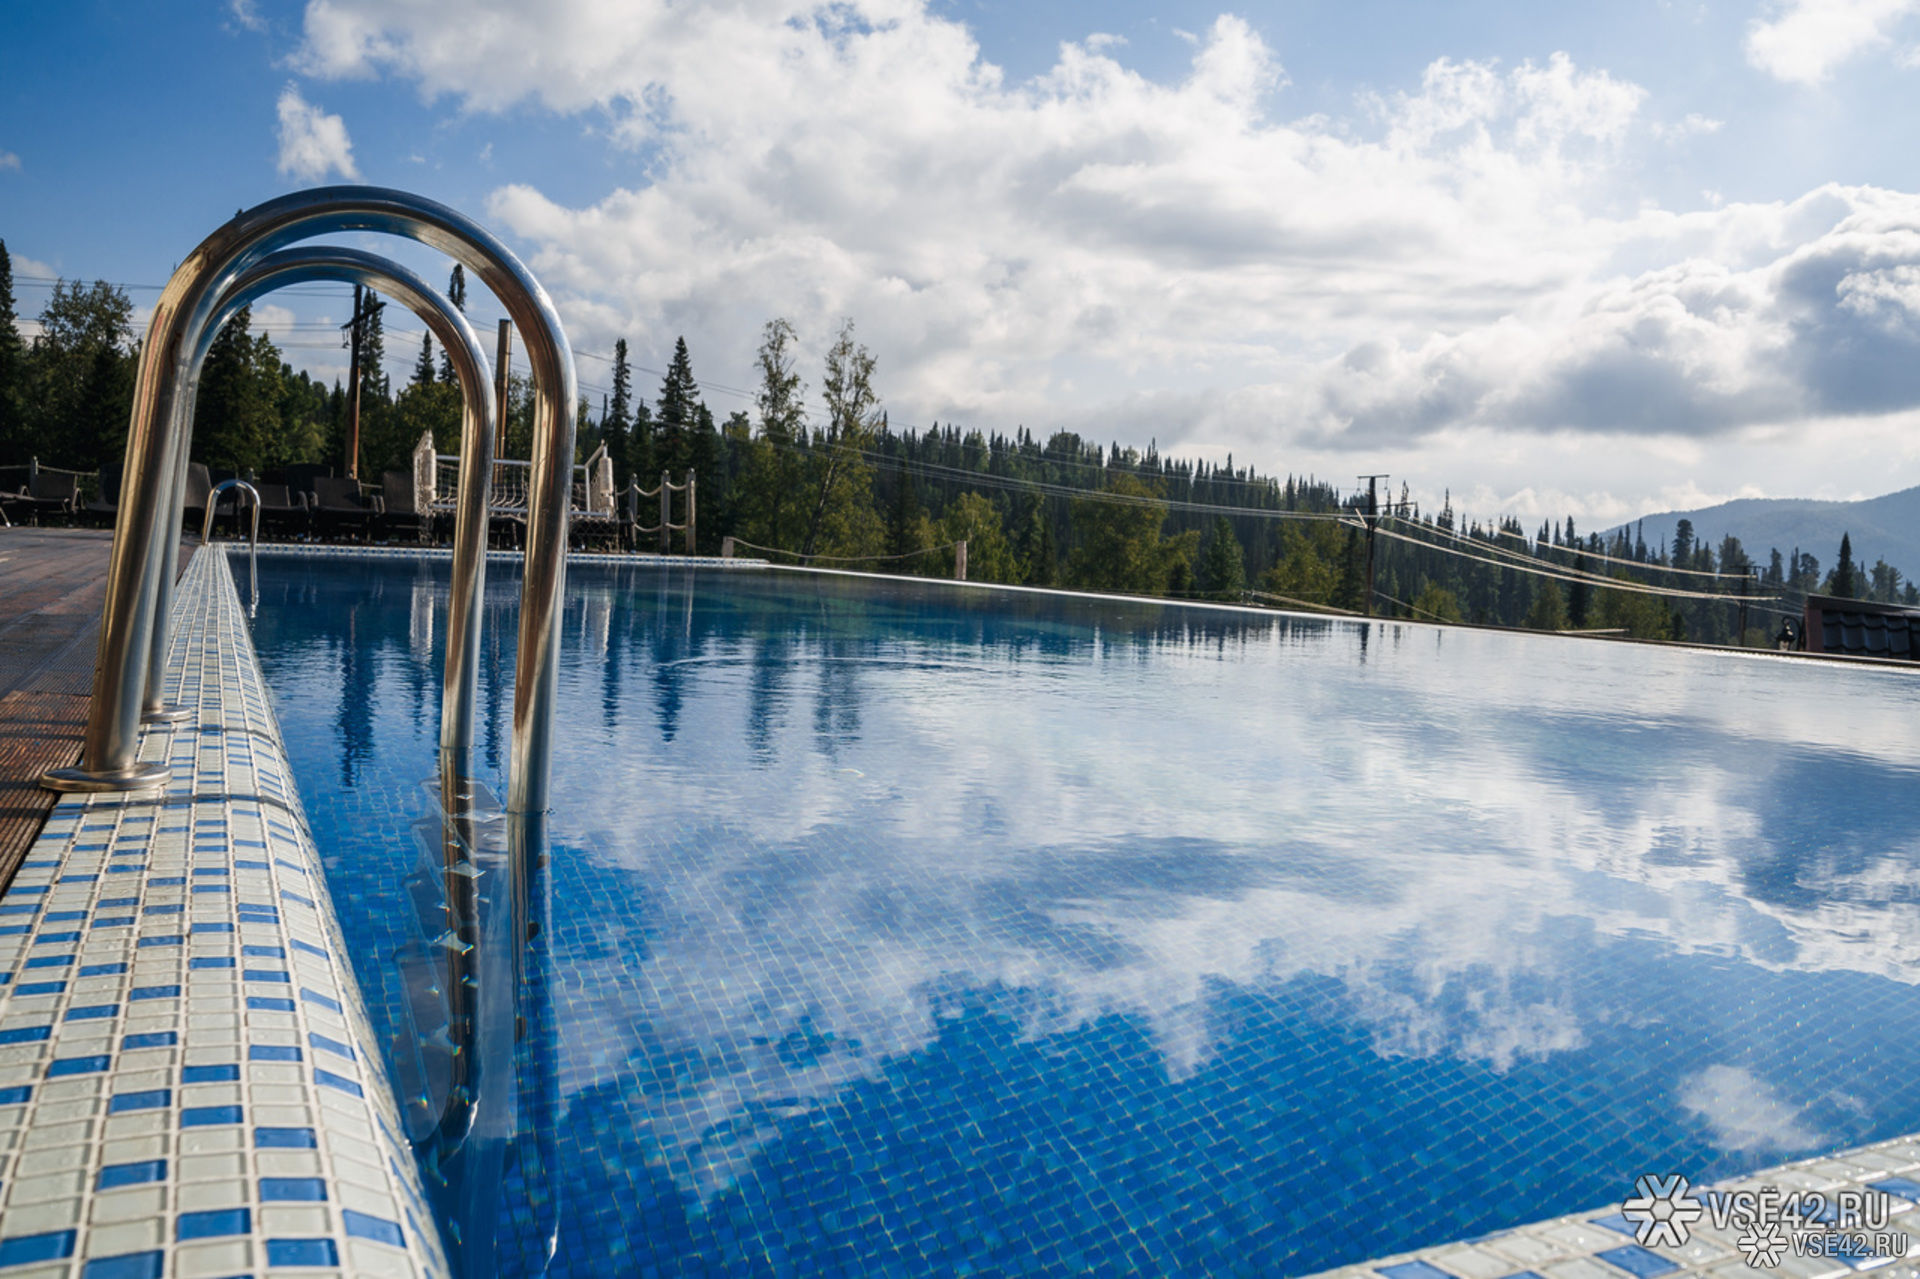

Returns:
1737,1216,1788,1267
1621,1174,1705,1248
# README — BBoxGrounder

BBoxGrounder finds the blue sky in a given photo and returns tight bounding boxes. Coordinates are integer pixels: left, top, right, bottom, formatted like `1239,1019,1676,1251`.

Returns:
6,0,1920,523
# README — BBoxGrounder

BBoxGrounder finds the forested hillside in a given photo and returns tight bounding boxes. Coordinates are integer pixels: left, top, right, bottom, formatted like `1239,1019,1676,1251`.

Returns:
3,242,1905,648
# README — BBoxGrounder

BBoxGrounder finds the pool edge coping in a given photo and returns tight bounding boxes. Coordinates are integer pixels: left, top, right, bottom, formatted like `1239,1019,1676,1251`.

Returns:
0,544,450,1278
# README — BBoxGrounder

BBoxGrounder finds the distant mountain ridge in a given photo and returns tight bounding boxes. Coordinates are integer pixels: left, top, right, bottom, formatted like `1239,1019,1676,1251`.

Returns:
1604,485,1920,581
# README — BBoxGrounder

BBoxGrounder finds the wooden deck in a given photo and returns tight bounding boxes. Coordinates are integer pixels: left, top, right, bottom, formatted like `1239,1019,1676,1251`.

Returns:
0,527,193,890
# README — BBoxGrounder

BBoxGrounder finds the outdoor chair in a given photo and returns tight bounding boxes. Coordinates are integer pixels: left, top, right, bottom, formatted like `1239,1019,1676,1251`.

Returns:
284,464,332,510
180,463,213,535
253,483,308,541
83,463,120,528
375,469,428,544
312,476,376,541
21,471,80,525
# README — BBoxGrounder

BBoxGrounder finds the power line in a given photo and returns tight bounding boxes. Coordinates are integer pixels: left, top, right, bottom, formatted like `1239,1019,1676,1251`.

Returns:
1368,522,1776,603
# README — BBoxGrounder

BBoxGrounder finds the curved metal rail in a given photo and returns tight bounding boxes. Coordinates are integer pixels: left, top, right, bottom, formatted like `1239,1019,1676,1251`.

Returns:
43,187,576,811
199,478,261,547
159,247,498,756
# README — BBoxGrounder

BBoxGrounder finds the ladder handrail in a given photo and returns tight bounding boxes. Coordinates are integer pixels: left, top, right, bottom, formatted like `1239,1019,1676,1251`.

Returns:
45,187,576,815
199,478,261,546
157,247,499,757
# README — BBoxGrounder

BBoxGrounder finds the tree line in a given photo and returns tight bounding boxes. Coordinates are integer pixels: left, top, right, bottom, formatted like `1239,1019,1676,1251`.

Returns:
1,238,1908,646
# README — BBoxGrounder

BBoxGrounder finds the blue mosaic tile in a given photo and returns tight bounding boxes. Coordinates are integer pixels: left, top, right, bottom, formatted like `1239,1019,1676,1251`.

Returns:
251,1045,302,1063
0,1230,77,1266
0,1085,30,1106
260,1177,328,1202
98,1160,167,1190
314,1069,363,1098
176,1208,251,1240
122,1031,178,1050
1870,1176,1920,1199
183,1064,241,1084
1597,1246,1680,1277
81,1249,164,1279
342,1210,404,1247
182,1105,246,1127
48,1055,110,1077
266,1238,338,1267
1379,1263,1457,1279
255,1127,318,1148
108,1089,171,1114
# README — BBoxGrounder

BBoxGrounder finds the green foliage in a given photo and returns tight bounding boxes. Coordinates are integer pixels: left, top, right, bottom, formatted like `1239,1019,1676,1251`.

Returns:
0,240,25,460
1264,521,1341,605
31,278,134,466
1196,515,1246,599
943,491,1017,582
1826,532,1857,598
437,265,465,384
1597,578,1676,640
799,319,884,559
1524,580,1568,631
1066,474,1197,595
1412,584,1464,623
193,307,283,474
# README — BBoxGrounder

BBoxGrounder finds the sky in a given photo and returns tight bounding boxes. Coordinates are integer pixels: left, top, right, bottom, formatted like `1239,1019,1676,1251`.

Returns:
6,0,1920,526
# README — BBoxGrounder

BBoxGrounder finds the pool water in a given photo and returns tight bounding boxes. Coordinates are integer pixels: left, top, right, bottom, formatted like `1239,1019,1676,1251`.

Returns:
247,552,1920,1276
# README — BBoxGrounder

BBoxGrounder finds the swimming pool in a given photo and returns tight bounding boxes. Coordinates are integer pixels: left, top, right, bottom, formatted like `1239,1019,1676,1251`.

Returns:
245,551,1920,1275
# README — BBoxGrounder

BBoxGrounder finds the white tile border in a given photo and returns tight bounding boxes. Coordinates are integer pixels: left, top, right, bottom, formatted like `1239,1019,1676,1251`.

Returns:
0,547,448,1278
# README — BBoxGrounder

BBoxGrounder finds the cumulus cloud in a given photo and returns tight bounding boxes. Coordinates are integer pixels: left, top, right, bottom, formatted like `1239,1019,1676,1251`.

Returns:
275,84,360,182
288,1,1920,516
0,151,19,172
229,0,266,33
1678,1064,1822,1151
1746,0,1920,84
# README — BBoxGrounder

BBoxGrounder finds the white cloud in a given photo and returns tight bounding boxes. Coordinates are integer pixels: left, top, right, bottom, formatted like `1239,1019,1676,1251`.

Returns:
289,1,1920,518
1678,1064,1822,1151
274,84,360,182
1746,0,1920,84
230,0,266,33
0,151,19,172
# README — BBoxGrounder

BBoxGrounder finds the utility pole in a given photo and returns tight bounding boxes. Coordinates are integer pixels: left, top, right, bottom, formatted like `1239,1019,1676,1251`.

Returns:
493,321,514,459
343,285,365,481
1737,572,1751,647
1358,474,1389,617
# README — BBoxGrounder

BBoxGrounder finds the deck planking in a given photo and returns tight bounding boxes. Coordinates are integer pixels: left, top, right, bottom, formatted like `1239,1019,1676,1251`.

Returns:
0,527,194,890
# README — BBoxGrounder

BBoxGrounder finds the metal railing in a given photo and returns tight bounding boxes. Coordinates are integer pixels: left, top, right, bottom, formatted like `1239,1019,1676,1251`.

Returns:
628,470,696,554
199,478,261,547
201,479,261,616
42,186,577,817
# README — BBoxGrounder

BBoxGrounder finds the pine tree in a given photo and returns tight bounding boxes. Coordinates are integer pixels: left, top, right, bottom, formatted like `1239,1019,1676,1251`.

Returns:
1525,580,1568,631
604,337,632,479
33,279,135,469
0,239,24,462
1829,532,1857,598
357,293,388,403
655,336,701,477
1196,515,1246,600
412,331,435,387
438,265,465,383
193,306,283,474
